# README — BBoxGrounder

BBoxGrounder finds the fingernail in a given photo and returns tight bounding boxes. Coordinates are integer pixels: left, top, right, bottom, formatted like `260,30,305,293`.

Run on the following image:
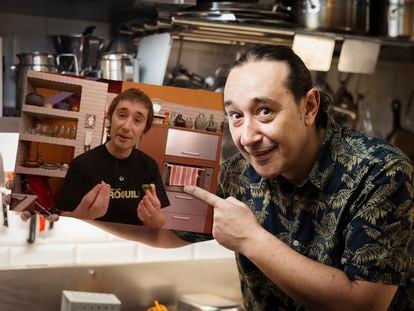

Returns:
184,186,194,192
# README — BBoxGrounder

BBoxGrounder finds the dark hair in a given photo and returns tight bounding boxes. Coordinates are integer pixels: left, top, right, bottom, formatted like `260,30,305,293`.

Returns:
107,87,154,134
232,45,330,128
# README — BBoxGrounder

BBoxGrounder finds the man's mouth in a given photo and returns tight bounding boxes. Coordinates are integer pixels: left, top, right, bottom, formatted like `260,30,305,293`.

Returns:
117,134,132,141
245,146,277,161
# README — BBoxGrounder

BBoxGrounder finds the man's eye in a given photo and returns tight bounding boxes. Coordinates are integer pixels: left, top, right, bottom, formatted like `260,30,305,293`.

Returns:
228,112,242,120
118,113,127,118
135,117,143,123
258,108,272,116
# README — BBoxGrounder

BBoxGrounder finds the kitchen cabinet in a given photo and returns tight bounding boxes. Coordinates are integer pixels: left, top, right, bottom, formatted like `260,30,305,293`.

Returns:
165,128,220,161
139,123,168,173
140,125,222,233
13,70,108,201
163,127,222,233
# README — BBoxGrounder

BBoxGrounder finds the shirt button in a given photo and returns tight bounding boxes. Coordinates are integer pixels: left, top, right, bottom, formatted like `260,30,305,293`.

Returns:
293,240,300,247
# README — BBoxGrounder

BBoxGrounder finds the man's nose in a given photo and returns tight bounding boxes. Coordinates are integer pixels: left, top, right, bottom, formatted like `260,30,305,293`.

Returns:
240,119,261,146
121,117,133,130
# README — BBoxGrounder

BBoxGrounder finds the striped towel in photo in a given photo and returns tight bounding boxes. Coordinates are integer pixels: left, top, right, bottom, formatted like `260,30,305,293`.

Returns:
169,165,201,186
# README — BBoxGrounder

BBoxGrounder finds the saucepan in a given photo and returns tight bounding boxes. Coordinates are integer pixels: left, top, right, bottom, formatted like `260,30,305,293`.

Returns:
387,98,414,162
291,0,371,34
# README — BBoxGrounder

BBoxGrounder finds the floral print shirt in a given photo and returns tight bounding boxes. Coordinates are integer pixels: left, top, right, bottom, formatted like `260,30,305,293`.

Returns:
176,116,414,310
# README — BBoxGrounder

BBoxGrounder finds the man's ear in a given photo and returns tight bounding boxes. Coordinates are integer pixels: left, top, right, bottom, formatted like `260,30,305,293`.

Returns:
302,87,320,127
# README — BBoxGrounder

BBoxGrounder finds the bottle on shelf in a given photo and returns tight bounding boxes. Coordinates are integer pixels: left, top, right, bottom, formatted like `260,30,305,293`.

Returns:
205,114,217,132
194,113,206,130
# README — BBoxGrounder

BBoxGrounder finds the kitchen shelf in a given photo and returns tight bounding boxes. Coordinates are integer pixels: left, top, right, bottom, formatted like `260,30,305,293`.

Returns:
15,165,67,178
172,18,414,55
27,75,82,95
19,133,76,147
22,104,80,120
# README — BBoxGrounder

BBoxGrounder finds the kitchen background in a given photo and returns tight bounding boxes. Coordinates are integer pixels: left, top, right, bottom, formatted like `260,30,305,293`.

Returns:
1,0,414,310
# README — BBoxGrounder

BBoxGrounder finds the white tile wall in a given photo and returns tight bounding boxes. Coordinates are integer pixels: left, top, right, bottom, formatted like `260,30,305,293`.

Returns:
0,211,234,269
10,244,76,267
36,216,109,244
0,247,10,267
138,244,193,262
193,240,234,260
76,241,137,265
0,211,33,246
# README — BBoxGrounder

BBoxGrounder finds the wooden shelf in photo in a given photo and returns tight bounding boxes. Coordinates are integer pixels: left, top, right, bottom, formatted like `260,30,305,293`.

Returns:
27,72,82,95
19,133,76,147
22,104,80,120
15,165,67,178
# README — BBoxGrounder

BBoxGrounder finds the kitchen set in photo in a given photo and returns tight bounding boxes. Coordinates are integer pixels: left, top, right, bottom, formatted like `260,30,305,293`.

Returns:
9,70,224,234
9,25,172,117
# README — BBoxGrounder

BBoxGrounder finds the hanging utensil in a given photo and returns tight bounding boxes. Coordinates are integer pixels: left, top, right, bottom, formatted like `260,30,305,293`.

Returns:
27,214,37,244
332,73,357,128
0,153,7,227
2,195,8,228
405,90,414,131
315,72,334,97
387,99,414,162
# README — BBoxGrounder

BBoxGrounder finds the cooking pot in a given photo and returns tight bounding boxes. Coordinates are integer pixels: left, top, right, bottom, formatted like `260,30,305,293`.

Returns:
100,52,138,82
11,52,59,116
375,0,414,38
292,0,371,34
50,26,105,74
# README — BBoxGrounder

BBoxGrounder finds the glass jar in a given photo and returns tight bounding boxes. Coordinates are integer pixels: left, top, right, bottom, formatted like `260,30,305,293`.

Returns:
69,125,77,140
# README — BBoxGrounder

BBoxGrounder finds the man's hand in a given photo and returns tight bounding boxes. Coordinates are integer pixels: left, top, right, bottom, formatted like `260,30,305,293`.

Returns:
184,185,262,253
68,182,111,220
137,184,165,228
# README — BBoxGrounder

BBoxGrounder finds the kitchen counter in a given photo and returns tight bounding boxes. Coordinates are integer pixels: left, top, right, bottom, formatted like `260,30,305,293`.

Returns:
0,258,242,311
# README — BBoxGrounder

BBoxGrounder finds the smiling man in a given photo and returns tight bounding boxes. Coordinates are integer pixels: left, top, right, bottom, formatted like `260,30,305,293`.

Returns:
178,45,414,310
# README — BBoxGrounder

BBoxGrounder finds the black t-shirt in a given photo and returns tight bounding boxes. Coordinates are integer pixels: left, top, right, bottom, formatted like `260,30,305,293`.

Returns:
56,144,169,225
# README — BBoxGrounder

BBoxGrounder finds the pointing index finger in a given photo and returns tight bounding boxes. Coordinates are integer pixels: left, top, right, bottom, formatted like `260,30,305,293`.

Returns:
184,186,222,207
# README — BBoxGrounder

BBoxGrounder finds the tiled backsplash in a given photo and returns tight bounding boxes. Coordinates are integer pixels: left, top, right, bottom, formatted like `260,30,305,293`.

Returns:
0,211,233,270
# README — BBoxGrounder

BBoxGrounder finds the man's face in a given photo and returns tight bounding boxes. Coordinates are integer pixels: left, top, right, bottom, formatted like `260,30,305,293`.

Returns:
109,99,148,155
224,60,314,181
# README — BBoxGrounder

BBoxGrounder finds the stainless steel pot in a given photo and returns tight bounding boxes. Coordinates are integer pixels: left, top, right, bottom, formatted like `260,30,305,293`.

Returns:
100,53,138,82
292,0,371,34
377,0,414,38
11,52,59,116
51,34,104,74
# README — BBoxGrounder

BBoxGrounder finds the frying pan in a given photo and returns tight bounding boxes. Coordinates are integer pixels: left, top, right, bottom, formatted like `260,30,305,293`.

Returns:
387,99,414,162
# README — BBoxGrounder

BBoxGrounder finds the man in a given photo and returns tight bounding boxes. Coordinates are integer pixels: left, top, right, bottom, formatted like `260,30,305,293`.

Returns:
179,45,414,310
16,46,414,310
43,88,169,227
